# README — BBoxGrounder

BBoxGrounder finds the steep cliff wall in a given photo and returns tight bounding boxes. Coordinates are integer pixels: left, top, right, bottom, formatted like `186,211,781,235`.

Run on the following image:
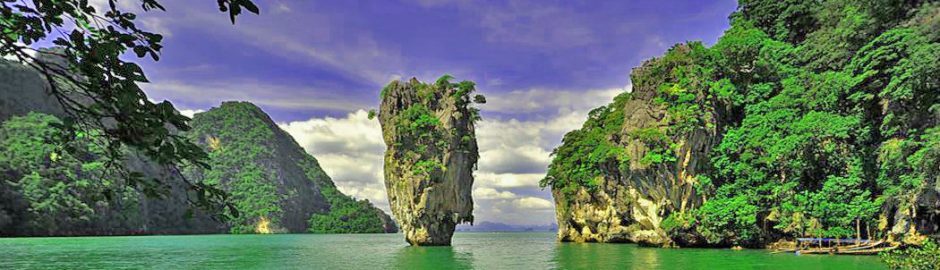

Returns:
378,76,483,246
546,45,717,246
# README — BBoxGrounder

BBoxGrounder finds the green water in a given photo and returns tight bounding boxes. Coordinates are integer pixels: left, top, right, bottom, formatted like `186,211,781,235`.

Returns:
1,232,885,269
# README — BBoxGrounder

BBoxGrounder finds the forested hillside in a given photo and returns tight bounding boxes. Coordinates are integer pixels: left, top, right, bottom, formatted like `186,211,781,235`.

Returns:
544,0,939,247
185,102,397,234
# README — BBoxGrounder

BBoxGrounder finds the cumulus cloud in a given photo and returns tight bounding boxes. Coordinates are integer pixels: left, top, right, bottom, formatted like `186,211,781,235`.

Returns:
512,197,554,210
480,87,623,115
475,172,544,189
278,110,389,212
474,187,517,200
177,109,204,118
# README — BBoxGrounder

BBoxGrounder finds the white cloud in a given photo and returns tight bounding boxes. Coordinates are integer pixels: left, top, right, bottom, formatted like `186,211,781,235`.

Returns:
141,17,173,37
178,109,204,118
278,110,390,212
512,197,554,210
88,0,136,13
480,87,623,115
475,172,544,189
89,0,167,37
273,2,292,14
474,187,517,200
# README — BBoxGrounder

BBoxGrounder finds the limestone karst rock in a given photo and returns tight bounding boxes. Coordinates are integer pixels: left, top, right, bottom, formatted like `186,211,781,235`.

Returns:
546,45,715,246
378,76,483,246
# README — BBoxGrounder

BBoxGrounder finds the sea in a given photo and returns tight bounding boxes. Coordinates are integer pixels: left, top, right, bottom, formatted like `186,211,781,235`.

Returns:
0,232,885,269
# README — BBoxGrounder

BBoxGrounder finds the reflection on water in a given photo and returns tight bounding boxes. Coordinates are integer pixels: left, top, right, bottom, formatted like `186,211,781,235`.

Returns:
551,242,661,269
394,246,473,270
631,245,663,269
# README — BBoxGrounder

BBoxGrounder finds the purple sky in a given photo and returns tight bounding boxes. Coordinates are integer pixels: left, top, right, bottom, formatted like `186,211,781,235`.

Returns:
132,0,738,225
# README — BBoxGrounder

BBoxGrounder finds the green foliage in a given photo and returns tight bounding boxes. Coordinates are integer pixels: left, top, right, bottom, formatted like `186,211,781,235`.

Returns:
413,159,444,177
695,195,760,245
738,0,819,42
225,164,283,234
383,76,484,181
881,240,940,270
302,156,389,234
473,94,487,104
541,92,631,199
629,127,676,166
395,104,448,160
0,113,140,235
308,198,386,234
435,74,455,86
688,0,938,245
186,103,286,233
661,211,694,234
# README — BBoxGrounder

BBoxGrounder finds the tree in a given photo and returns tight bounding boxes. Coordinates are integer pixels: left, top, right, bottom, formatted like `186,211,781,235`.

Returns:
0,0,258,211
0,112,141,235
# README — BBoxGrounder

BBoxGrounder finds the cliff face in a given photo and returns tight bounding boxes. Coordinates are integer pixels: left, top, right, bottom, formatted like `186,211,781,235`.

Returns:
378,77,482,246
549,45,717,246
186,102,396,234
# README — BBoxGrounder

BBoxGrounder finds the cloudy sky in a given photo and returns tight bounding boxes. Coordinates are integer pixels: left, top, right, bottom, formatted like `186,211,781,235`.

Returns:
127,0,737,225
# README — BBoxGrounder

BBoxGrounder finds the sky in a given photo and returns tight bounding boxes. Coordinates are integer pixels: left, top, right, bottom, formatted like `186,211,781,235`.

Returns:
120,0,738,225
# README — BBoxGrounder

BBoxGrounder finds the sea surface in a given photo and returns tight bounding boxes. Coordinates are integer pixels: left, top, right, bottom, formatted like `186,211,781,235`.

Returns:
1,232,886,269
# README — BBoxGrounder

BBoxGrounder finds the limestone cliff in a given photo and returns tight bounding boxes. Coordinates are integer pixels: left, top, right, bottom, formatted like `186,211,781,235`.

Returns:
546,45,716,246
378,76,483,246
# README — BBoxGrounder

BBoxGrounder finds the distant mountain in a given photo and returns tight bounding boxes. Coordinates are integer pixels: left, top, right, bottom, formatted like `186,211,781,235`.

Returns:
456,221,558,232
